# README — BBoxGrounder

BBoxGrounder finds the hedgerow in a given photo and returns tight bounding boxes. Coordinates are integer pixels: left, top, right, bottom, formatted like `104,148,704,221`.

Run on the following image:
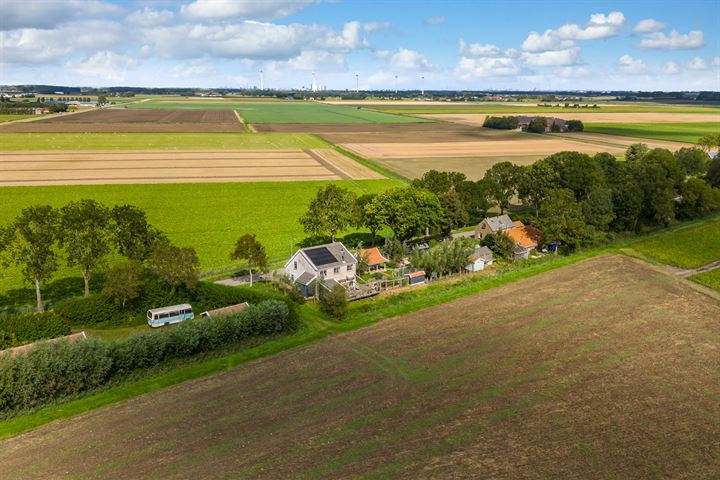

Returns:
0,300,293,414
0,312,71,350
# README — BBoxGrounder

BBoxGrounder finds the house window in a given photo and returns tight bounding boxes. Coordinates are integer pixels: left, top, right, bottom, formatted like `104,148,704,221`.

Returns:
333,267,340,274
347,265,353,271
321,270,327,276
293,261,297,270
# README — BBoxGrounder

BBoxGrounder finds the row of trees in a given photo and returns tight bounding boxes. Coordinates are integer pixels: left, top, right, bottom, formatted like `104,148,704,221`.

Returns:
299,143,720,256
0,200,200,312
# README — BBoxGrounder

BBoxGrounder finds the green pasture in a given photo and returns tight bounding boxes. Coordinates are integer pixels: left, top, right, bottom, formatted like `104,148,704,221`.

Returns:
0,179,400,292
690,268,720,292
0,132,329,150
584,122,720,143
624,217,720,269
369,104,720,115
126,100,429,124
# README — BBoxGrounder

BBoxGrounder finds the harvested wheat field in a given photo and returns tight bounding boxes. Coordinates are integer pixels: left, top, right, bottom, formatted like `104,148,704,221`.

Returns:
253,122,466,134
419,112,720,125
341,138,625,160
558,132,694,150
0,109,245,132
373,156,541,180
1,255,718,479
0,149,380,186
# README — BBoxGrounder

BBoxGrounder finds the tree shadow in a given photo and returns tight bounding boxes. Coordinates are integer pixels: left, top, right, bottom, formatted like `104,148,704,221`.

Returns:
0,273,105,312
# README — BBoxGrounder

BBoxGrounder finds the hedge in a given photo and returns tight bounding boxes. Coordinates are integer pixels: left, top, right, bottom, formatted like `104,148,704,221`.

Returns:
482,116,519,129
0,312,71,350
0,300,294,414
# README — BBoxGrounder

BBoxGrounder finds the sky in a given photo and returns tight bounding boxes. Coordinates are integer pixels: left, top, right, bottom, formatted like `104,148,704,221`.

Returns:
1,0,719,91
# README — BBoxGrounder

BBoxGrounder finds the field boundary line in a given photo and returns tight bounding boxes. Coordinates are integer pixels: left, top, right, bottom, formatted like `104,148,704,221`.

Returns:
332,145,409,183
305,149,351,180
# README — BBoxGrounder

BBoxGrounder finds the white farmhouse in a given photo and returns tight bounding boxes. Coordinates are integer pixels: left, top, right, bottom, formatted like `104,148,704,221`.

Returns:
285,242,357,297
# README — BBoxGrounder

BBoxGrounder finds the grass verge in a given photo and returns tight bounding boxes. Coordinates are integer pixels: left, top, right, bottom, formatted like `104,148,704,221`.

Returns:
689,268,720,292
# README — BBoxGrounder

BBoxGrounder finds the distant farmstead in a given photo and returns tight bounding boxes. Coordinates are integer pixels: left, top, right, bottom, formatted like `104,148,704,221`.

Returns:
475,215,542,260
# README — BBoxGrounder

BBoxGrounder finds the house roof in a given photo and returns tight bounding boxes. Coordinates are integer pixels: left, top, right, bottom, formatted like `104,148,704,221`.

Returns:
505,221,542,249
469,245,494,262
295,272,316,285
359,247,389,266
201,302,248,318
300,242,357,269
483,215,515,232
406,270,426,278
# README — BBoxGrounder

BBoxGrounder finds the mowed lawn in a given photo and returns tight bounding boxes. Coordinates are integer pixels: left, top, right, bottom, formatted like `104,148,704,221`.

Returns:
0,179,400,292
0,132,329,150
690,268,720,292
626,217,720,268
585,122,720,143
127,100,429,124
2,255,718,479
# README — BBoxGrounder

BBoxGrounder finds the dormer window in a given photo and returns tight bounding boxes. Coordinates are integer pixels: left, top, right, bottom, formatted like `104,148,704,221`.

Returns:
293,261,297,270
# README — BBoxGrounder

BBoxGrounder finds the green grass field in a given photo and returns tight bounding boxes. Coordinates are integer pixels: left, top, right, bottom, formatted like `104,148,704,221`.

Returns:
690,268,720,292
369,103,720,115
126,100,429,124
0,179,400,292
585,122,720,143
0,132,329,150
0,114,35,123
626,217,720,269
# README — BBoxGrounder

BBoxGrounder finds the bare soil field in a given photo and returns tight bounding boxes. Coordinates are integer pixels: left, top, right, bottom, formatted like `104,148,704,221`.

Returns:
319,126,519,144
0,109,245,132
420,112,720,125
253,122,468,134
341,138,626,160
1,255,718,479
0,149,380,186
558,132,693,150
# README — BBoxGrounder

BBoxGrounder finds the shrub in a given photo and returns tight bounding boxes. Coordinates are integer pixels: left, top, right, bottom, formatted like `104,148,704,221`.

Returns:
54,295,123,327
567,120,584,132
0,300,293,414
0,312,71,349
482,116,519,129
319,284,347,319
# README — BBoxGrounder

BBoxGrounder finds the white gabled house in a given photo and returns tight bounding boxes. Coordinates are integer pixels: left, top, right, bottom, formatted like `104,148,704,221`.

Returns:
466,245,494,272
285,242,358,297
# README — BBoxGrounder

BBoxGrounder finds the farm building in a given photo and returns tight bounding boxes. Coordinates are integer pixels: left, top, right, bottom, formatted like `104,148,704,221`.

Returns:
285,242,357,297
0,331,87,358
475,215,542,260
466,245,494,272
405,271,426,285
200,302,249,319
517,116,568,132
358,247,389,271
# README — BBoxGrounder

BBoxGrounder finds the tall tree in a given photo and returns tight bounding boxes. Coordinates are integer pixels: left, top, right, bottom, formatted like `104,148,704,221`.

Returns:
632,153,677,227
535,189,589,253
625,143,649,162
102,260,144,308
354,194,382,246
677,178,720,219
148,243,200,289
674,147,709,176
437,191,469,236
412,170,467,195
480,231,516,262
0,205,59,312
543,151,606,201
483,161,520,214
697,133,720,153
230,234,268,287
111,204,166,261
456,180,490,223
581,188,615,231
58,199,112,297
375,187,441,241
707,157,720,188
516,160,560,216
299,184,357,242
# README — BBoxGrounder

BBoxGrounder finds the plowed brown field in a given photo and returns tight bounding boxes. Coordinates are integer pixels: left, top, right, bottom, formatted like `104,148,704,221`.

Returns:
0,149,380,186
419,112,720,124
1,255,717,479
0,109,245,132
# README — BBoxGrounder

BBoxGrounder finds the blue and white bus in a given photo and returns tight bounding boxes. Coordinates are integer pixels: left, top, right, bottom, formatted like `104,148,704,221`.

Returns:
147,304,194,328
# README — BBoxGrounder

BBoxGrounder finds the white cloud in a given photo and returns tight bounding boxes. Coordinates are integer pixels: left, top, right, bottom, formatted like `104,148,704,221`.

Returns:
166,60,215,78
522,31,575,53
686,57,707,70
424,16,446,25
637,30,704,50
459,40,502,57
363,22,391,32
64,51,136,81
633,19,666,33
181,0,318,21
556,66,591,78
387,48,438,72
1,0,119,30
618,54,647,74
127,8,174,27
713,57,720,67
522,47,581,67
662,61,680,74
454,56,521,79
281,50,348,71
522,11,624,53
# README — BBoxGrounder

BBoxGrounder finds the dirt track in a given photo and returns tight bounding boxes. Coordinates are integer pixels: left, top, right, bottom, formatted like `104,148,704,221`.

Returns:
0,149,381,186
419,112,720,124
1,255,717,479
0,109,245,132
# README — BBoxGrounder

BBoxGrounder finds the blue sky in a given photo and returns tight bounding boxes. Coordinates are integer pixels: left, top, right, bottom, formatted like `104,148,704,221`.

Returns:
1,0,718,90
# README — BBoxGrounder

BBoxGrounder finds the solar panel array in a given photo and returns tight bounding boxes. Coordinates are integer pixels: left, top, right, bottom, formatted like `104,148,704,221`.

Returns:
304,246,338,267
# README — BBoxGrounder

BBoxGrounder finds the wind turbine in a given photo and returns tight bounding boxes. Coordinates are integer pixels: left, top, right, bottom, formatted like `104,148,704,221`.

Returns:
259,69,264,91
394,75,398,94
421,76,425,96
355,74,359,93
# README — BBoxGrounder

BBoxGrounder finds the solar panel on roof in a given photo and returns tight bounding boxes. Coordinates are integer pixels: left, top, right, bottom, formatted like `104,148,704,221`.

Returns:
305,246,337,266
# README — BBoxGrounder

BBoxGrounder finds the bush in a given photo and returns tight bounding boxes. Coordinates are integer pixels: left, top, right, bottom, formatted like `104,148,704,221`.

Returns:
567,120,584,132
319,284,347,319
0,312,71,349
483,116,519,129
0,300,293,413
54,295,123,327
